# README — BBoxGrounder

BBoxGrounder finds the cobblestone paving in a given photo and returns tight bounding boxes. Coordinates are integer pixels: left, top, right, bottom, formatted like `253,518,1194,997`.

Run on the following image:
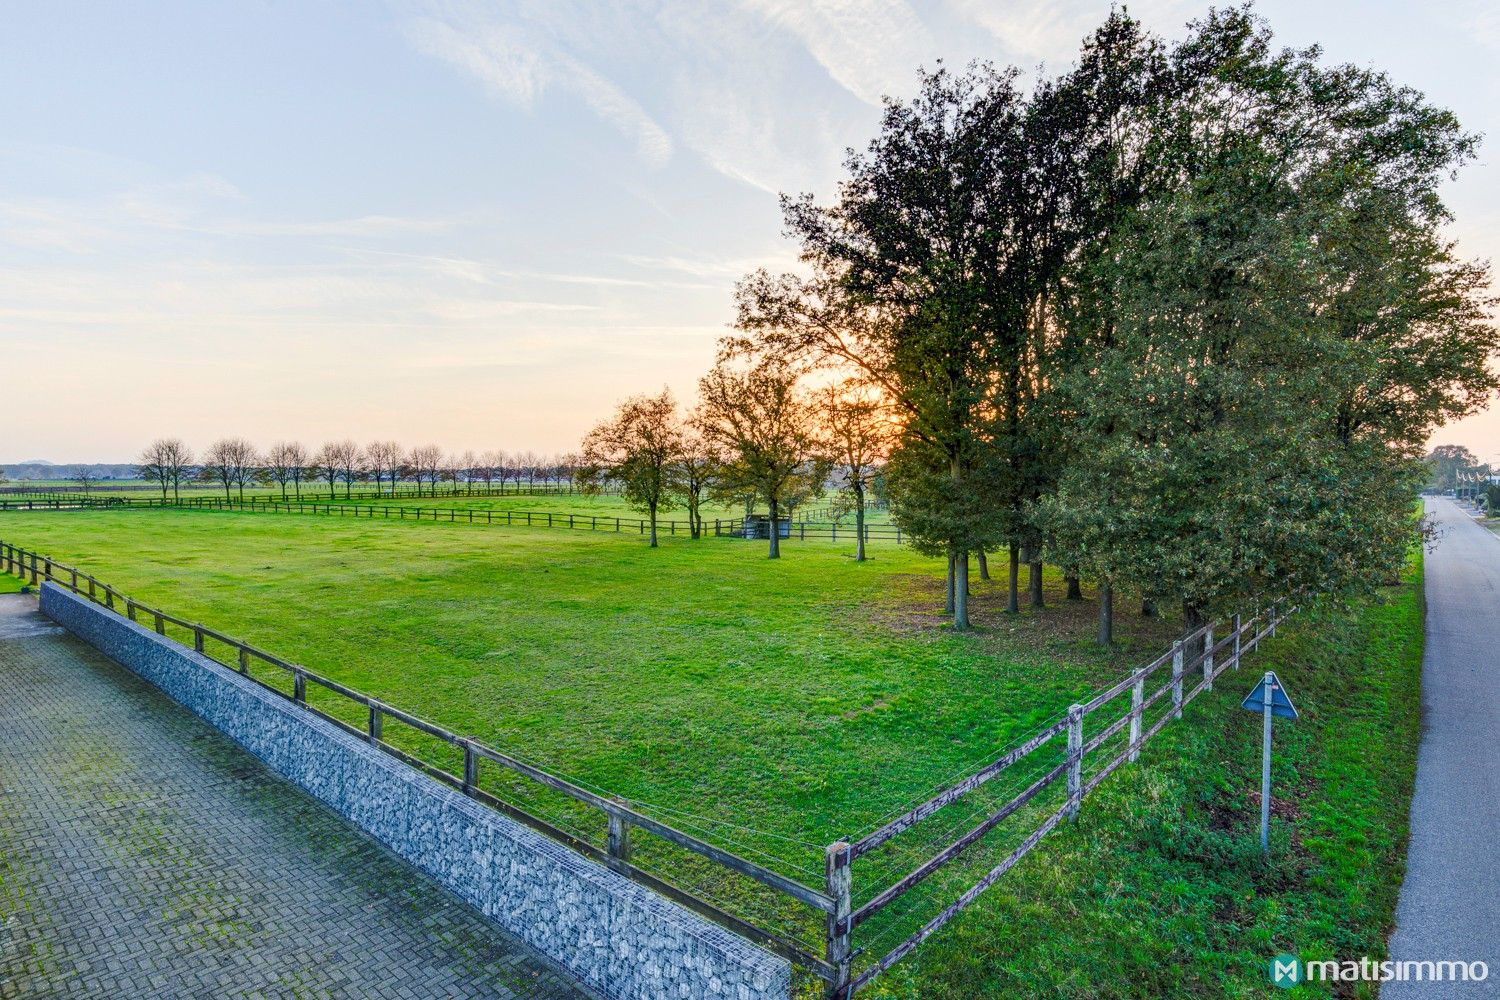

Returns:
0,595,594,1000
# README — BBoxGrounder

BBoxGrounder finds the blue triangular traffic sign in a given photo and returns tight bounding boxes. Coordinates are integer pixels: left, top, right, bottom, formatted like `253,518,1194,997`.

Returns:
1241,670,1298,720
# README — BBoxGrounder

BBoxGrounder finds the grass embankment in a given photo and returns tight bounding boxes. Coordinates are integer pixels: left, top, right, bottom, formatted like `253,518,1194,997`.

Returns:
0,509,1422,997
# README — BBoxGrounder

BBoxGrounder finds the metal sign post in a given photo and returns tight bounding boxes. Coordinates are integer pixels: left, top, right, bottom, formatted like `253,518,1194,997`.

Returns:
1241,670,1298,856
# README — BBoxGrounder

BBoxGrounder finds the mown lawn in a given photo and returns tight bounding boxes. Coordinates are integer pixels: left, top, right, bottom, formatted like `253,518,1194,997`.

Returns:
0,509,1422,997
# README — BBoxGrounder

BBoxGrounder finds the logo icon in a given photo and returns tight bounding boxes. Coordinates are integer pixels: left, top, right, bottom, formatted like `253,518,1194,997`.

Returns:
1271,953,1301,988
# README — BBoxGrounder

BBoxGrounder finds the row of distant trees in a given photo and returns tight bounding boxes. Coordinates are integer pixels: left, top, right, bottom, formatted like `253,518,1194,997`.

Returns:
588,8,1500,640
136,439,583,502
580,375,891,559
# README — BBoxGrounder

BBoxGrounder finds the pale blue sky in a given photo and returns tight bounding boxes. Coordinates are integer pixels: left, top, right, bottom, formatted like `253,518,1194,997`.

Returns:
3,1,1496,463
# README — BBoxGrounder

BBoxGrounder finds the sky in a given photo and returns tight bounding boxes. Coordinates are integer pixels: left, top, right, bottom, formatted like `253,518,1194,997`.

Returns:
3,0,1497,465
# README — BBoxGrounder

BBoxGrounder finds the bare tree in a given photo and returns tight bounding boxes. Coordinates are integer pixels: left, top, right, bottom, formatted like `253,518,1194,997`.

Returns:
365,441,404,496
72,464,98,496
698,355,827,558
138,438,194,502
477,449,504,492
337,441,365,497
407,444,443,496
455,450,479,495
818,381,896,561
312,440,360,499
265,442,307,500
583,389,685,547
285,441,310,498
202,438,258,501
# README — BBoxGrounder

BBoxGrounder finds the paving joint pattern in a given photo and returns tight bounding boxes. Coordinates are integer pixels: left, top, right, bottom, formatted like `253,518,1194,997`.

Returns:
0,593,594,1000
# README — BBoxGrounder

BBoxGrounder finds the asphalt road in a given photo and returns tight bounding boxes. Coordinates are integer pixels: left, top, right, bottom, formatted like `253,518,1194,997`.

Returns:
1386,498,1500,996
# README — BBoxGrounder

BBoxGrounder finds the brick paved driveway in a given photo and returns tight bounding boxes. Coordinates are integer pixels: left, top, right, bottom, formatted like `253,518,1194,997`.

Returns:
0,594,594,1000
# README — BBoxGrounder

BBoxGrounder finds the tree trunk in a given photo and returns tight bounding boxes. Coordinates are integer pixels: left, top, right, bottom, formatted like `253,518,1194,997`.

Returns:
854,483,866,562
1065,573,1082,600
1098,583,1114,645
1140,598,1156,618
1028,559,1044,609
945,551,956,615
767,497,780,558
977,550,989,580
649,502,658,547
1183,600,1205,633
954,551,970,628
1007,543,1020,613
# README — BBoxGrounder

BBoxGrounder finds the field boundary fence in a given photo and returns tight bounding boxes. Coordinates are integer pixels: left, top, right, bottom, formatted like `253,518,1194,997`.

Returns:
1,537,1298,997
0,495,911,543
0,482,606,501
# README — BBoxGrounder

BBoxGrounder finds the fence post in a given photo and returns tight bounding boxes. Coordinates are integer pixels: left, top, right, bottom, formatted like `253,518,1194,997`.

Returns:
367,702,383,743
825,841,853,1000
1171,640,1184,719
29,553,39,586
1203,626,1215,690
1231,614,1242,669
1270,602,1278,638
462,740,478,796
608,811,633,864
293,671,306,703
194,626,204,653
1066,704,1084,819
155,612,165,635
238,646,250,675
1128,673,1144,763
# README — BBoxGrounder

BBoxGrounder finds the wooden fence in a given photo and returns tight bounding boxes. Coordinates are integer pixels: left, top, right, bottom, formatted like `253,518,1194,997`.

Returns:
0,495,912,543
0,481,600,500
0,537,1296,998
830,600,1295,996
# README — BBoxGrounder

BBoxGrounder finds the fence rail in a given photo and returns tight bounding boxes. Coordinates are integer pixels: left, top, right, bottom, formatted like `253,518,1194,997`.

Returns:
836,602,1294,997
0,536,1297,999
0,495,912,543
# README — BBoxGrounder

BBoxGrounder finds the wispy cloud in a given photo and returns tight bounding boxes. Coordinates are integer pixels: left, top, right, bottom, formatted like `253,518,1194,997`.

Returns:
404,13,673,167
948,0,1194,67
740,0,935,105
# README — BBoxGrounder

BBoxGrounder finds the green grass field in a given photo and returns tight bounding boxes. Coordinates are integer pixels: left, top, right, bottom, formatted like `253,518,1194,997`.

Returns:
0,508,1422,997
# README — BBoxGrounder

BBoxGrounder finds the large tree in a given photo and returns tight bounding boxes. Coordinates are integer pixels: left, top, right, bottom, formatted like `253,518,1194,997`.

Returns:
581,389,685,547
697,355,826,558
732,45,1129,624
1427,445,1482,491
1040,8,1496,631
